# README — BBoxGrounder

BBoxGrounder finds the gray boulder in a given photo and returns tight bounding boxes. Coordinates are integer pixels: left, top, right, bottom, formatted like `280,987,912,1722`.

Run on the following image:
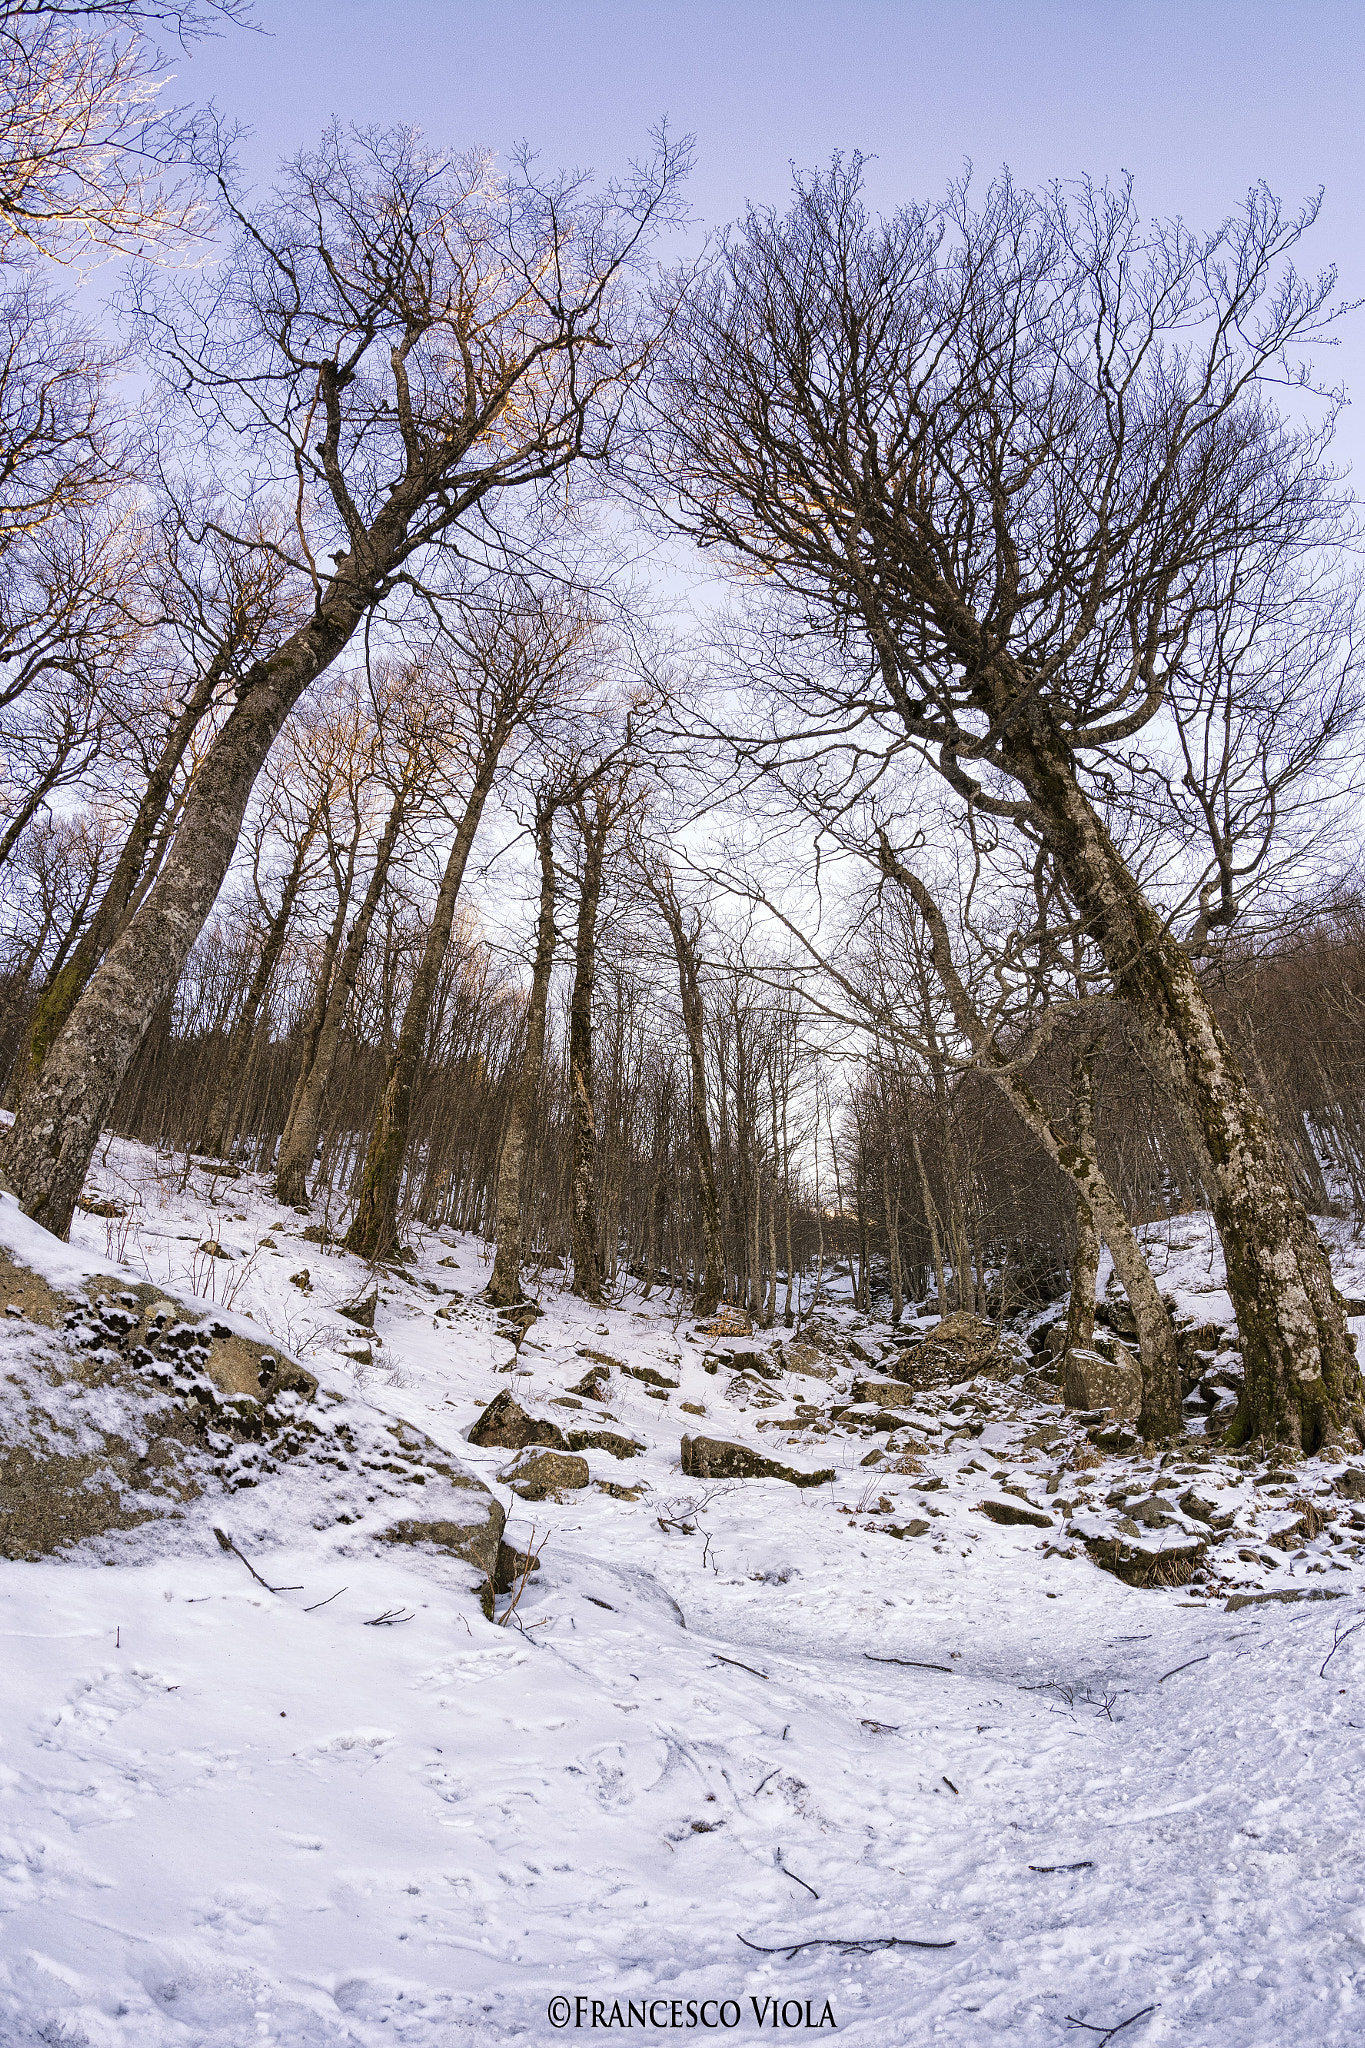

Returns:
468,1390,567,1451
1063,1344,1141,1419
680,1434,833,1488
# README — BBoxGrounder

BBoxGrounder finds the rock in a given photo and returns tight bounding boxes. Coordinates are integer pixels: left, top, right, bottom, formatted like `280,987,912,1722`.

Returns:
569,1367,610,1398
380,1485,506,1597
679,1435,834,1488
595,1480,645,1500
680,1400,706,1417
499,1448,589,1499
338,1288,378,1329
886,1520,931,1539
1179,1488,1235,1529
1127,1495,1176,1529
698,1308,753,1338
496,1300,542,1348
884,1312,1011,1389
494,1537,541,1592
199,1240,231,1260
300,1224,342,1246
622,1364,679,1389
1335,1469,1365,1501
288,1268,311,1292
467,1391,567,1452
1063,1345,1141,1419
1081,1531,1204,1587
1225,1586,1346,1611
564,1429,644,1460
973,1499,1054,1530
850,1379,917,1408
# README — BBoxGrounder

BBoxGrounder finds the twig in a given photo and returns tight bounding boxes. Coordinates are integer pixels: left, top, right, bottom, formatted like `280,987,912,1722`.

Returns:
1158,1654,1209,1683
1320,1615,1365,1679
776,1854,818,1899
714,1654,768,1679
1029,1861,1094,1873
1065,2003,1158,2046
753,1769,780,1797
738,1933,955,1957
942,1776,959,1794
865,1652,955,1674
498,1523,541,1629
364,1607,414,1626
212,1527,302,1595
303,1587,347,1613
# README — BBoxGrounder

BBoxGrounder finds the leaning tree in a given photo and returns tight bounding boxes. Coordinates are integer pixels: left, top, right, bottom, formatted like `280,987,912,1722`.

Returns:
643,161,1364,1450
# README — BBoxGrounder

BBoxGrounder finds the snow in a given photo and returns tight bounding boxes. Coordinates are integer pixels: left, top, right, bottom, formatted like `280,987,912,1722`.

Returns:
3,1139,1365,2044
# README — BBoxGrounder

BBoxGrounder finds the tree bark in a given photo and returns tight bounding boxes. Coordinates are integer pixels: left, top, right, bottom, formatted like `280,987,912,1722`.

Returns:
998,708,1360,1451
881,845,1183,1438
196,807,319,1158
4,586,371,1236
274,791,406,1209
567,798,608,1302
487,803,558,1307
345,767,496,1260
1063,1053,1099,1358
647,865,724,1318
12,651,228,1104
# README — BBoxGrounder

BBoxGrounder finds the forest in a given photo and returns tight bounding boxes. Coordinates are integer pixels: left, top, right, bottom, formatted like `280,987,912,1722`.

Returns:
4,0,1365,1455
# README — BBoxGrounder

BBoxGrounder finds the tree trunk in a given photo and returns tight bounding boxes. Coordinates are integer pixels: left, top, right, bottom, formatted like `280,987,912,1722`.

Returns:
999,708,1359,1451
883,1156,903,1325
649,869,724,1318
345,769,496,1261
1064,1055,1100,1358
567,807,607,1302
882,848,1183,1438
197,810,319,1158
488,806,558,1307
13,653,228,1106
911,1129,949,1320
3,587,372,1237
275,792,406,1208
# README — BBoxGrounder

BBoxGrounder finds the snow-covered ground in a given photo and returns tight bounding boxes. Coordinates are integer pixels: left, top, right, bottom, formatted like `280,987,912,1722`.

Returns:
3,1137,1365,2046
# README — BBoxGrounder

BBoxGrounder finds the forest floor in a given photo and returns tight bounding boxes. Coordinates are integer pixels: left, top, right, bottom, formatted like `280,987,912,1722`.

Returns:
3,1135,1365,2046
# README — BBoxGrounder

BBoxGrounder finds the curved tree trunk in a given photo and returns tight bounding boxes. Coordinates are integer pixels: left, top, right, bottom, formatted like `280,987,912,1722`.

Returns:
3,585,371,1238
13,651,228,1107
275,793,406,1209
882,848,1183,1438
488,804,558,1307
999,708,1359,1452
345,769,495,1261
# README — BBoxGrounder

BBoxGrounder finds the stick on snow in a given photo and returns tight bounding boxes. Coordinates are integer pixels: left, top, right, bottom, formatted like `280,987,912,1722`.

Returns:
213,1528,302,1595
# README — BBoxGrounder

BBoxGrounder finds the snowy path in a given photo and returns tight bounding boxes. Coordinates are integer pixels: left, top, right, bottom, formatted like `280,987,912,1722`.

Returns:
2,1148,1364,2044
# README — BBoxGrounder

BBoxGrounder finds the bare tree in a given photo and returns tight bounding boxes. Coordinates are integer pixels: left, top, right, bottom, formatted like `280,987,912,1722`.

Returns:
645,161,1362,1450
5,123,685,1238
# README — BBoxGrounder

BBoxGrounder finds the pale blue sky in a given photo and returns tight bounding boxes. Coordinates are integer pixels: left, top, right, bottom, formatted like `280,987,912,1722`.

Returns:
179,0,1365,465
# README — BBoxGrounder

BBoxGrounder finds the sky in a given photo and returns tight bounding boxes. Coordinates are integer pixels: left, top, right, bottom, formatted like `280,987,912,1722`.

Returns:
177,0,1365,474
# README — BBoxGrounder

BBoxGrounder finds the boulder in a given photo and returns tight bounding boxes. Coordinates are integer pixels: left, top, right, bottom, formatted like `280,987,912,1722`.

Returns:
1335,1468,1365,1501
680,1434,834,1488
850,1378,917,1409
380,1485,506,1594
884,1312,1011,1389
1063,1344,1141,1419
467,1390,567,1452
496,1299,542,1348
1081,1531,1204,1588
338,1288,378,1329
568,1367,610,1399
973,1499,1054,1530
498,1448,589,1499
564,1428,644,1460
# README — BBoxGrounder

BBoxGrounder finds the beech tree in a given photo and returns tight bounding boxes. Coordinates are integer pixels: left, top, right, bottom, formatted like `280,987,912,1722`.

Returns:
644,162,1363,1451
4,122,685,1238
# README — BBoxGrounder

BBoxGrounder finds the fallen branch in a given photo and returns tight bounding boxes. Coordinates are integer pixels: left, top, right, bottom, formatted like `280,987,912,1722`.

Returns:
865,1652,955,1674
714,1654,768,1680
304,1587,347,1613
738,1933,955,1958
1029,1861,1094,1873
1320,1614,1365,1679
1065,2003,1158,2046
212,1527,302,1595
776,1855,818,1900
499,1522,541,1630
1158,1654,1209,1683
364,1607,414,1627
